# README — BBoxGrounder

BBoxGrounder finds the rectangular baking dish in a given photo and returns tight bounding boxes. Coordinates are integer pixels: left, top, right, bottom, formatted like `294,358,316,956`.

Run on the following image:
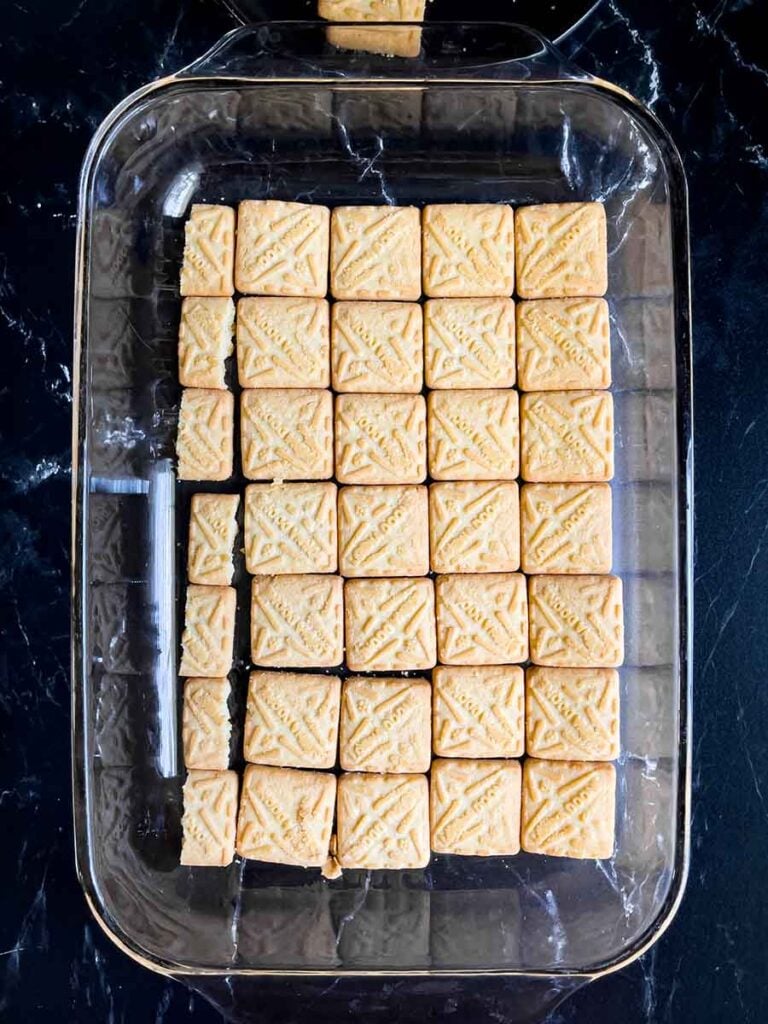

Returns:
71,20,692,978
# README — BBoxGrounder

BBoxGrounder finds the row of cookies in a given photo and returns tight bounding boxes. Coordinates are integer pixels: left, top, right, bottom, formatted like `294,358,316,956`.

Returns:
180,200,607,301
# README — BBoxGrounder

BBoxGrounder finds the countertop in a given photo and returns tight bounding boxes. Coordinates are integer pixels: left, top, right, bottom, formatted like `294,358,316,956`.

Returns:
0,0,766,1021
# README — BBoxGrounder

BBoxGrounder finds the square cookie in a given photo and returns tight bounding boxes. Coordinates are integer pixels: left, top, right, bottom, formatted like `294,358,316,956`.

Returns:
528,575,624,667
435,572,528,665
179,584,236,677
331,301,423,393
237,297,330,388
241,389,334,481
330,206,421,301
517,298,610,391
326,24,422,59
181,769,238,866
340,676,432,773
244,671,341,769
177,388,234,481
251,574,344,668
427,390,519,481
429,481,520,574
520,390,614,482
178,297,234,389
321,0,426,59
337,772,430,869
344,577,436,671
432,665,524,758
244,482,337,574
235,200,329,297
236,764,336,867
520,483,612,574
335,393,426,485
423,204,515,298
521,758,616,858
188,493,240,586
338,485,429,577
180,204,235,297
526,666,620,761
424,298,516,389
430,758,521,856
182,678,232,770
515,202,607,299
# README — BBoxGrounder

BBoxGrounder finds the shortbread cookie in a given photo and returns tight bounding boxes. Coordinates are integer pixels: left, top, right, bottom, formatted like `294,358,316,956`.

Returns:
520,483,612,574
244,482,337,574
244,671,341,769
432,665,524,758
528,575,624,667
517,298,610,391
188,493,240,586
178,297,234,389
331,301,423,393
182,678,231,770
521,758,615,858
429,481,519,574
177,388,234,481
427,390,519,481
237,297,330,388
424,298,516,389
326,24,422,57
338,484,428,577
251,574,344,668
515,202,607,299
520,390,614,482
345,577,436,671
181,769,238,866
423,204,515,298
435,572,528,665
337,772,430,869
526,666,620,761
320,0,426,58
235,200,329,297
179,584,236,677
430,758,521,856
330,206,421,301
241,389,333,481
180,204,235,297
335,393,426,485
236,764,336,866
340,676,431,773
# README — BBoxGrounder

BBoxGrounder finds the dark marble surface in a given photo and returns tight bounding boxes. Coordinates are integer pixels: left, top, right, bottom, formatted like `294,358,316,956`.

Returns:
1,0,766,1021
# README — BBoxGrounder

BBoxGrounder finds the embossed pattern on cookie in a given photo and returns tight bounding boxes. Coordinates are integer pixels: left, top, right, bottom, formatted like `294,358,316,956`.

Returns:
236,764,336,866
244,482,337,575
337,772,430,869
180,584,236,677
178,297,234,389
432,665,524,758
181,769,238,866
345,577,436,671
335,393,426,485
180,204,235,297
244,671,341,769
237,297,330,388
251,574,343,668
177,388,234,481
330,206,421,301
520,390,614,482
520,482,612,574
521,758,616,858
528,574,624,667
241,389,333,481
235,200,329,298
331,301,423,393
427,390,519,481
182,678,232,770
424,298,516,389
517,298,610,391
435,572,528,665
430,758,521,856
188,493,240,586
526,666,620,761
423,204,515,298
338,485,428,577
340,676,431,773
429,481,520,573
515,202,608,299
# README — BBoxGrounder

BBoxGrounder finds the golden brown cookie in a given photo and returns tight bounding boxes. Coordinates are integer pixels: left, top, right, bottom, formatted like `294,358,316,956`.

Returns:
429,481,520,574
180,204,235,297
188,493,240,586
177,388,234,481
430,758,521,856
244,671,341,769
432,665,524,758
181,769,238,866
424,298,516,389
344,577,436,671
427,389,519,481
423,204,515,298
528,574,624,667
251,574,344,668
516,298,610,391
178,297,234,389
330,206,421,301
331,301,423,393
321,1,426,58
520,482,612,574
520,390,614,482
521,758,616,858
338,484,429,577
179,584,236,677
244,482,337,574
340,676,432,773
241,388,334,481
337,772,430,869
235,200,330,297
435,572,528,665
526,666,620,761
182,678,232,770
236,297,330,388
515,202,608,299
335,393,427,485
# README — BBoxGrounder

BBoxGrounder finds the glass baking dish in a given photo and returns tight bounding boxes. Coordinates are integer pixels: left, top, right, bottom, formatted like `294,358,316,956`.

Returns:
71,21,692,980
